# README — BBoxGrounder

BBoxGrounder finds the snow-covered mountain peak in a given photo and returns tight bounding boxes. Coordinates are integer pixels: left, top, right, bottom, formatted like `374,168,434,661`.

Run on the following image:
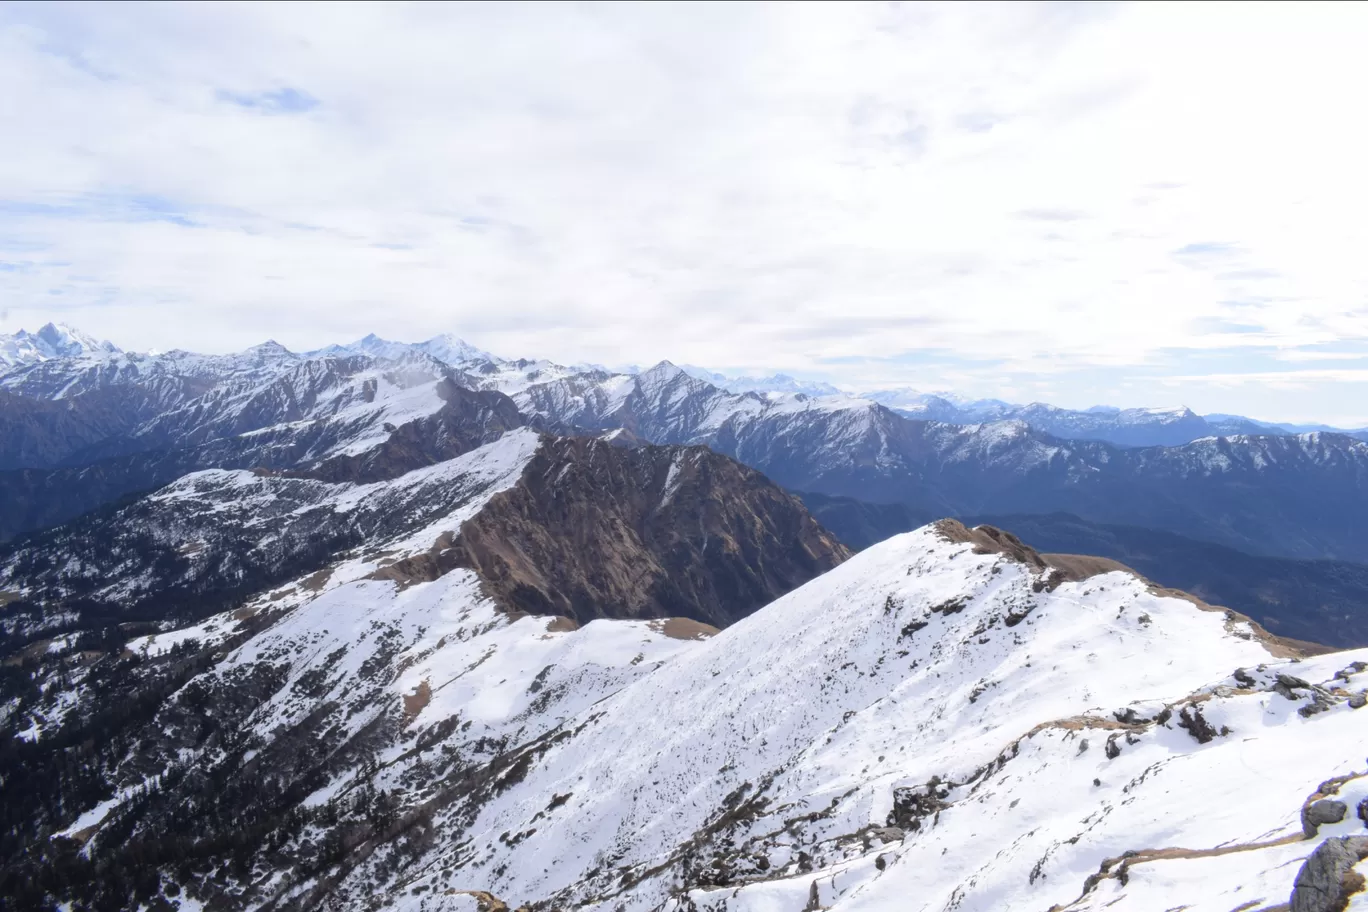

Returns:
417,333,495,366
640,358,685,380
31,322,119,357
678,364,844,397
244,339,296,358
0,321,121,367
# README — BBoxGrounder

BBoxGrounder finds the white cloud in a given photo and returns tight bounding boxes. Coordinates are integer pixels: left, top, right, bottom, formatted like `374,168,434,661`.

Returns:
2,1,1368,421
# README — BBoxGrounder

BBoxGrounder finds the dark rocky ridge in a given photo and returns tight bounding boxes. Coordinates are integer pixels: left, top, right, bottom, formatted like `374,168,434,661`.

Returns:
444,436,850,627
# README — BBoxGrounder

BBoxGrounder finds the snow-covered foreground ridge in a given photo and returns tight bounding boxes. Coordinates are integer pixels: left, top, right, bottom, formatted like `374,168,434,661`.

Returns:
18,511,1368,911
316,522,1367,912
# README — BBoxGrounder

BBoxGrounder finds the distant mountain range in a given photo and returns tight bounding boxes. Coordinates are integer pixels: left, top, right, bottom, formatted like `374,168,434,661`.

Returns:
867,389,1368,447
5,322,1365,446
2,325,1367,565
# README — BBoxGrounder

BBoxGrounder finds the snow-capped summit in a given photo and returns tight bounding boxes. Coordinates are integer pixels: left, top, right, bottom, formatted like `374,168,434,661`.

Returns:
416,333,495,366
244,339,296,359
309,332,497,368
0,321,120,367
678,364,843,397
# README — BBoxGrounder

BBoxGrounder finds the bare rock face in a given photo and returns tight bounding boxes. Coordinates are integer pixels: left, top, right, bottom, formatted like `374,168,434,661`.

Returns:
1304,800,1350,838
1289,836,1368,912
441,436,851,626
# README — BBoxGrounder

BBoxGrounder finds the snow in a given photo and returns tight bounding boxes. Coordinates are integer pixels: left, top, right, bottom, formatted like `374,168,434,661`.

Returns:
55,777,159,841
314,332,496,367
125,613,241,656
659,453,685,508
322,523,1368,912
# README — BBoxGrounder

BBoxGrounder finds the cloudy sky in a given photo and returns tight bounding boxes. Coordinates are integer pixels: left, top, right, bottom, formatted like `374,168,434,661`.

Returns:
3,2,1368,423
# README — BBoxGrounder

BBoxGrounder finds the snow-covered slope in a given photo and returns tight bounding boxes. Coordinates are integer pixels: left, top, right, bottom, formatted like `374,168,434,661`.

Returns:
0,428,545,621
7,513,1364,911
334,520,1366,912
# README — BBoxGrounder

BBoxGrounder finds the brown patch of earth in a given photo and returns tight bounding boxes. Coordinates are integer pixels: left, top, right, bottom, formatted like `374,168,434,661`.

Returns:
299,568,333,592
648,617,720,640
402,679,432,728
367,532,458,590
440,891,510,912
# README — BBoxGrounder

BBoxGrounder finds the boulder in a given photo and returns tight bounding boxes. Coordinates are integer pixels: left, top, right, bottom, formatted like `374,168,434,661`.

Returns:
1303,799,1349,838
1289,836,1368,912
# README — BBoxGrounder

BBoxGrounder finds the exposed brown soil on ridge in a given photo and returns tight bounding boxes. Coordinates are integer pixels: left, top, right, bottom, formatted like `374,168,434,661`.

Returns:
649,618,720,640
401,680,431,728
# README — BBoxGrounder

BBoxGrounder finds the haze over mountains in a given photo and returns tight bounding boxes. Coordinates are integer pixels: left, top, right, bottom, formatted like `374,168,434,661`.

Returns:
4,323,1368,911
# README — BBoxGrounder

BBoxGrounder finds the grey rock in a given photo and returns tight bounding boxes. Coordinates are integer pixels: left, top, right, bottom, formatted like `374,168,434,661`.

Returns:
1289,835,1368,912
1349,691,1367,710
1304,800,1350,837
1277,674,1314,701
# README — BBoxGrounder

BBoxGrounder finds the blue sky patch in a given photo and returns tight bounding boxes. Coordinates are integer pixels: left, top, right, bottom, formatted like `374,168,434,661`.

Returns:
217,87,320,115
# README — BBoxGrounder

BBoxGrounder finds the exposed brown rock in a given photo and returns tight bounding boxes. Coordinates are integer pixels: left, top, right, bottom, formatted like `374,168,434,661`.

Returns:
402,680,432,728
371,435,850,628
448,437,850,627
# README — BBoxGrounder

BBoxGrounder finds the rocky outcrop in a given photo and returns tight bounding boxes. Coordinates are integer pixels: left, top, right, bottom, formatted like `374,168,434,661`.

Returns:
1290,836,1368,912
1304,800,1350,838
387,435,851,627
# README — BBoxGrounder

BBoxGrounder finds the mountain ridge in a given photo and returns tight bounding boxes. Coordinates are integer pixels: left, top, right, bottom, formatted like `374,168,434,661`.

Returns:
4,512,1363,911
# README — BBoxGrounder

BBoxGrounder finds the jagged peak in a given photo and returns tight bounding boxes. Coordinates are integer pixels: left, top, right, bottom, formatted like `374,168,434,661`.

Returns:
641,358,684,377
1,321,120,366
245,339,294,356
417,333,495,365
